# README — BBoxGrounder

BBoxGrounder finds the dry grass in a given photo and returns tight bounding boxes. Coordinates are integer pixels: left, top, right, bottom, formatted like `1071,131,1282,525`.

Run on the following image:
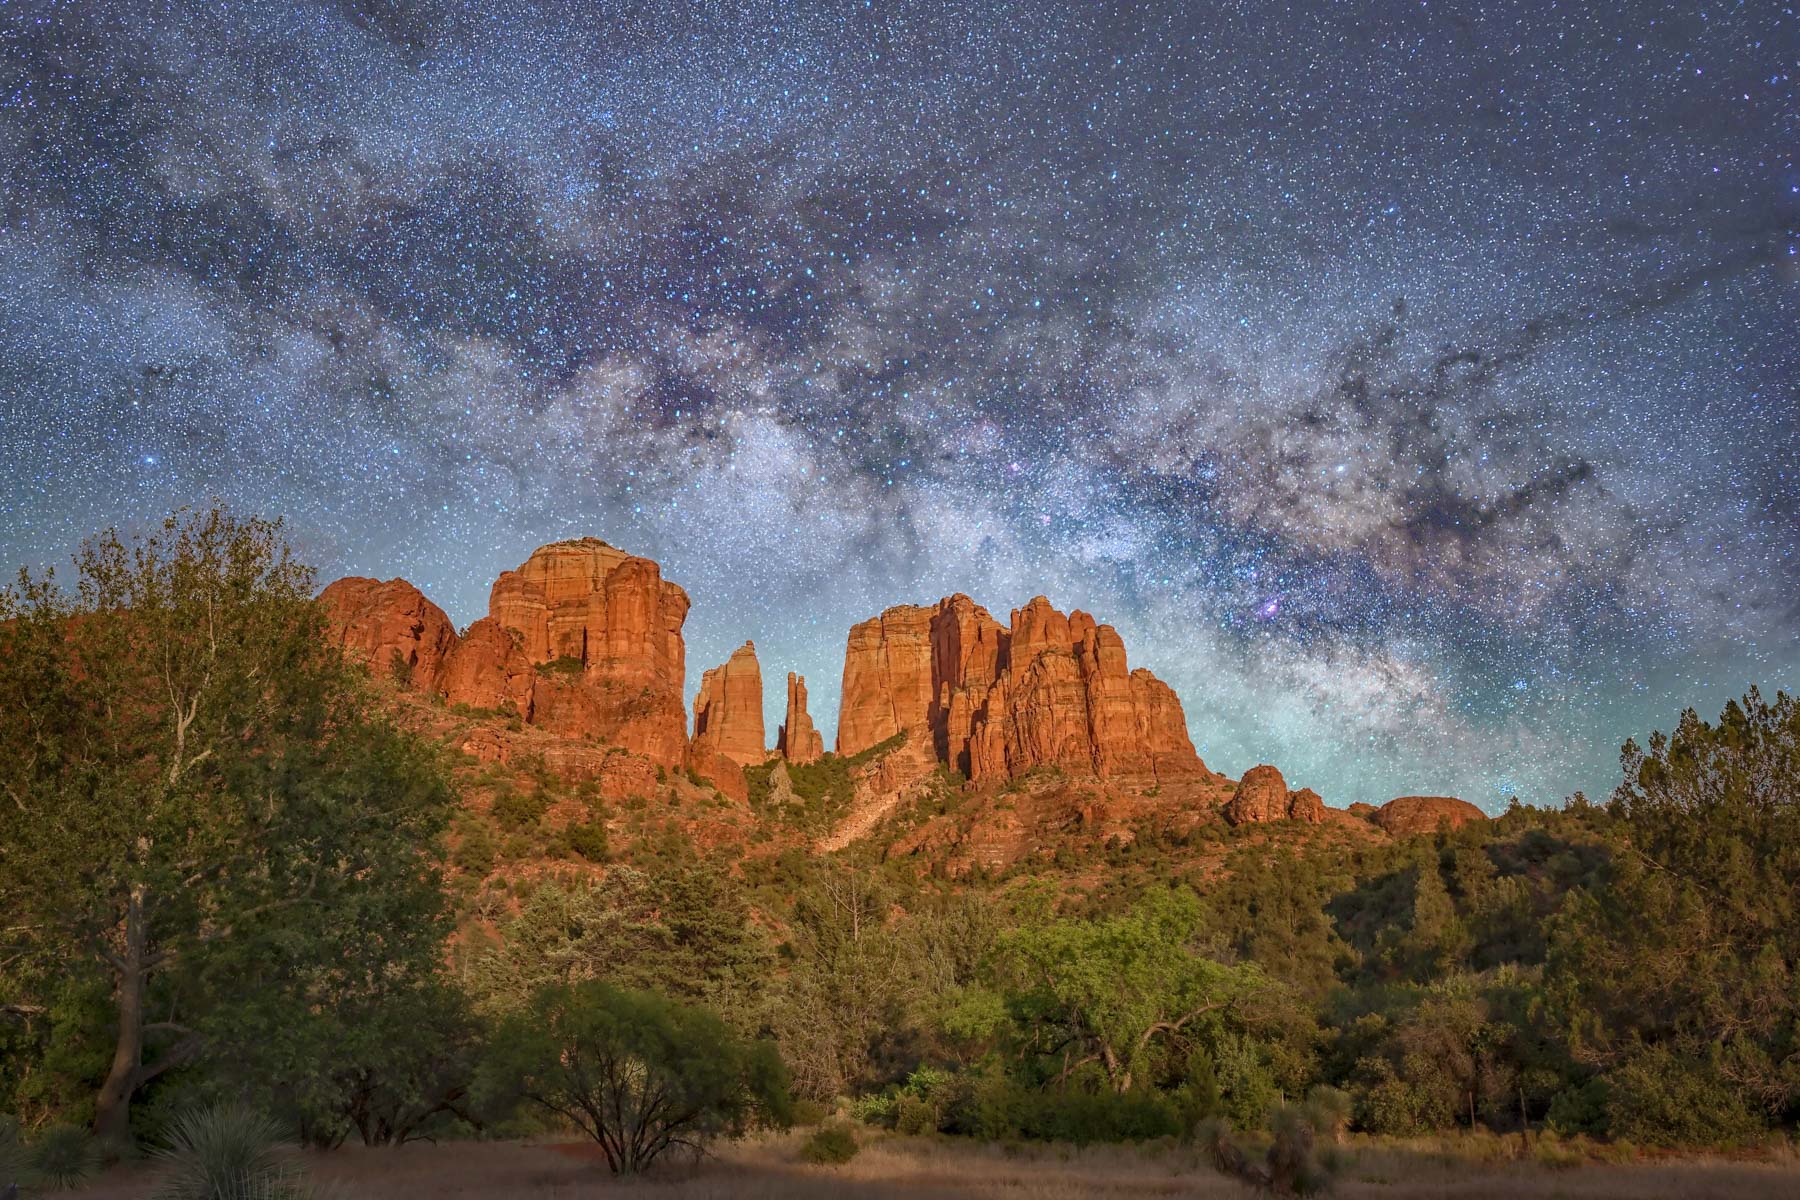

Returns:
56,1131,1800,1200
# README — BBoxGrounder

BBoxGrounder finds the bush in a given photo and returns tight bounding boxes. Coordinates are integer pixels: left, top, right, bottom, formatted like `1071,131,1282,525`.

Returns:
490,787,550,832
151,1104,306,1200
483,981,792,1174
799,1122,859,1165
1545,1078,1610,1136
1600,1046,1767,1147
565,818,610,862
790,1099,830,1128
1300,1085,1353,1143
894,1094,939,1136
1198,1108,1336,1199
25,1123,101,1190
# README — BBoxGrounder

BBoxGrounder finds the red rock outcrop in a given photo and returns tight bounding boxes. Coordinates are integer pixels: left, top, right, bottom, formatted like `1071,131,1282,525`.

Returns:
778,672,825,764
692,641,766,768
1286,787,1326,825
322,538,692,768
318,577,458,689
1224,765,1329,825
836,593,1205,784
1371,795,1487,835
1225,764,1291,823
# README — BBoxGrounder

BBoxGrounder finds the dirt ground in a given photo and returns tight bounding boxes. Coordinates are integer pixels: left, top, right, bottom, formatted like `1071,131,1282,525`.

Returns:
60,1131,1800,1200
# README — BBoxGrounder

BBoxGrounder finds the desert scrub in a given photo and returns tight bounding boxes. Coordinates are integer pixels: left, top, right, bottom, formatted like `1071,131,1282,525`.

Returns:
21,1123,101,1190
152,1103,309,1200
799,1122,859,1165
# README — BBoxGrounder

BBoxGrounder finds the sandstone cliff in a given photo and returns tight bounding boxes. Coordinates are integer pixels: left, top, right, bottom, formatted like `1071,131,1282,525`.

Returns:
318,577,459,690
778,671,825,764
321,538,691,768
836,593,1205,784
692,641,767,768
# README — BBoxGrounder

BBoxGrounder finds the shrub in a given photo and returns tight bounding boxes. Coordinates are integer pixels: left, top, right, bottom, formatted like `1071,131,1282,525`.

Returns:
151,1104,306,1200
894,1095,939,1136
25,1124,101,1190
1300,1085,1353,1143
799,1122,859,1165
1544,1078,1610,1136
565,818,610,862
490,786,549,831
1600,1046,1767,1147
453,822,498,875
790,1099,830,1127
1198,1108,1335,1199
483,981,792,1174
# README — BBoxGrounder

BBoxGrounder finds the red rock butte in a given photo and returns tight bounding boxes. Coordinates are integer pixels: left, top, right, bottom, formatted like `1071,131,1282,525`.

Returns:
836,592,1206,784
693,641,767,769
320,538,691,767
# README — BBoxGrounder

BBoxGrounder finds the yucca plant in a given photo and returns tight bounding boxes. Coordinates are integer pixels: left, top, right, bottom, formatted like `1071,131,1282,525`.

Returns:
24,1124,101,1191
151,1104,309,1200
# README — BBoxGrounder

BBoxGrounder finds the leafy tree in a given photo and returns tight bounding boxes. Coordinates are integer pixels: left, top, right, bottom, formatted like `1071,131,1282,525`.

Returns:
767,861,912,1099
0,508,455,1145
1548,689,1800,1135
989,886,1274,1094
482,982,790,1173
468,864,772,1031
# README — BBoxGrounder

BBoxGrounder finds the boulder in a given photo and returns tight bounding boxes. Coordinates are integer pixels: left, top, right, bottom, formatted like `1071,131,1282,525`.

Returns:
1225,764,1291,824
1373,795,1488,835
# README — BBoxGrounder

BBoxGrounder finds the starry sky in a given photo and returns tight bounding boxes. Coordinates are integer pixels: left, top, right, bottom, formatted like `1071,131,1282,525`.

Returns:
1,1,1795,809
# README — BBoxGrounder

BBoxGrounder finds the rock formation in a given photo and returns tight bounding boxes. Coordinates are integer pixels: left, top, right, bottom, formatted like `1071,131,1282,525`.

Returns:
692,641,766,768
836,593,1205,784
318,577,458,690
1223,764,1326,825
320,538,692,767
1371,795,1487,835
778,671,825,764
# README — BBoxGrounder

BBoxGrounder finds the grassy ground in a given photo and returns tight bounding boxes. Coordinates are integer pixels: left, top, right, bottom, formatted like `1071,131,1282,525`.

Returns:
58,1131,1800,1199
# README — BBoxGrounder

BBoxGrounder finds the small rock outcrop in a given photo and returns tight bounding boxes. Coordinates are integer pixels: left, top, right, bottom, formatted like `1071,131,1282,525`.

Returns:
1371,795,1487,835
318,577,458,690
692,641,766,768
778,671,825,764
836,593,1205,784
1225,765,1328,825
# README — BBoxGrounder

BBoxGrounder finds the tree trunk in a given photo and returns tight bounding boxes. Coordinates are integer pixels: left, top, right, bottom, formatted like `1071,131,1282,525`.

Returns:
93,889,148,1148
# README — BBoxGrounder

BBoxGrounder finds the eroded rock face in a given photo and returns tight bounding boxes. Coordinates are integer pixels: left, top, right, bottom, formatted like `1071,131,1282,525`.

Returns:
318,577,458,690
1225,764,1291,823
1286,787,1327,825
1372,795,1487,835
1224,765,1328,825
778,671,825,764
836,593,1206,784
692,641,766,768
322,538,692,768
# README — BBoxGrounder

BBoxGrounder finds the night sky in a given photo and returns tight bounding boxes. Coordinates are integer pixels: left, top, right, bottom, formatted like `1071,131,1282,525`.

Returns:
1,2,1795,809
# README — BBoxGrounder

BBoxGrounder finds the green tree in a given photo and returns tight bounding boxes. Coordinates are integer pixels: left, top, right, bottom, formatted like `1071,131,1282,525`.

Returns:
1547,689,1800,1137
482,981,790,1173
468,863,772,1031
0,508,455,1145
990,886,1273,1094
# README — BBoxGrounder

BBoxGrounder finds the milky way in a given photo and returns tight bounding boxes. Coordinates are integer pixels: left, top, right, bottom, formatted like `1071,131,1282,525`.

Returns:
1,1,1795,808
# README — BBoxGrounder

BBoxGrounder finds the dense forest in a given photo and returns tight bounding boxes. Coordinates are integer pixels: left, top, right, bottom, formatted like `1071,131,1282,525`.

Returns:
3,510,1797,1191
